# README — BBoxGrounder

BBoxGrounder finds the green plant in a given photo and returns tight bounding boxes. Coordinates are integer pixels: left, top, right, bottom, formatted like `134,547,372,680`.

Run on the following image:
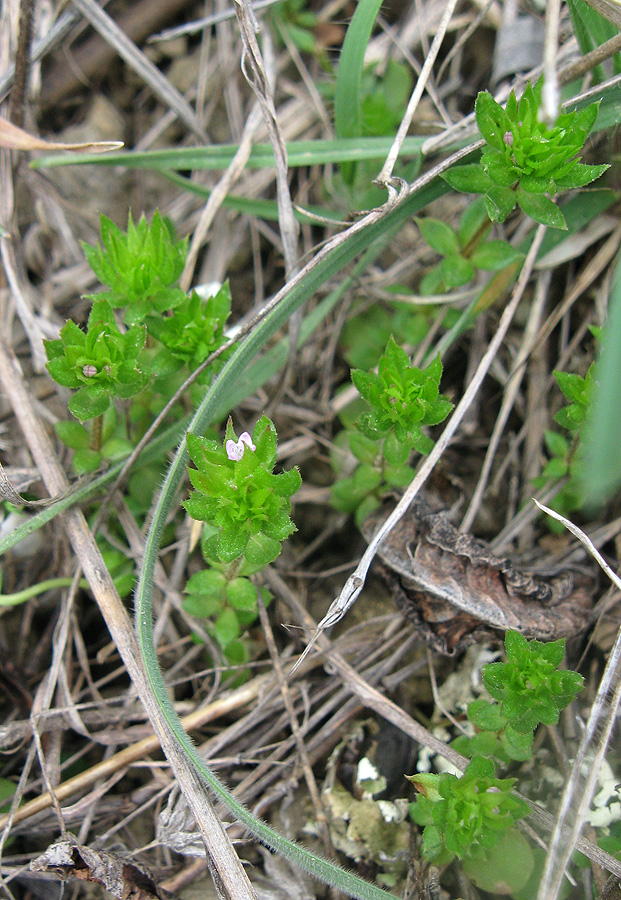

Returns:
185,415,300,565
453,631,584,762
45,213,232,474
416,197,524,294
269,0,319,55
409,631,584,890
183,415,300,665
533,361,597,521
444,80,608,229
409,755,530,865
332,337,453,523
45,298,149,423
146,288,231,376
82,210,187,324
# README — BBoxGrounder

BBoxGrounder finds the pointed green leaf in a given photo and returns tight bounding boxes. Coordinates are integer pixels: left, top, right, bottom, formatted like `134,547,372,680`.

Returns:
475,91,510,150
415,217,460,256
442,164,492,194
484,185,517,222
516,189,567,229
469,240,523,271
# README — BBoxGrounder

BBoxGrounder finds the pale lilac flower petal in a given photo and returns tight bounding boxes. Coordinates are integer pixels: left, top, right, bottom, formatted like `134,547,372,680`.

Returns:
225,431,256,461
226,439,244,461
239,432,256,451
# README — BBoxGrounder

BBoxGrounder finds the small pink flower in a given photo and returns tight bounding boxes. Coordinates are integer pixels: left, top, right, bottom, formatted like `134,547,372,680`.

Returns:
82,364,97,377
226,431,256,461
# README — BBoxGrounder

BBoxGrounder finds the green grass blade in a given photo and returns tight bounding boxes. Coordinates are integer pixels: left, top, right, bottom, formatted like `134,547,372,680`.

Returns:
161,170,345,223
583,247,621,502
134,173,450,900
334,0,384,184
31,136,423,172
566,0,621,81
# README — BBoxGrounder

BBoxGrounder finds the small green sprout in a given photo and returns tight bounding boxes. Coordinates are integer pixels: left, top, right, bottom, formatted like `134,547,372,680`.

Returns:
146,286,231,376
409,756,529,865
481,631,584,733
44,298,149,422
351,337,453,451
533,361,598,523
444,80,608,229
416,198,524,294
183,415,300,669
553,363,596,432
184,415,301,568
332,337,452,523
82,211,187,324
453,631,584,762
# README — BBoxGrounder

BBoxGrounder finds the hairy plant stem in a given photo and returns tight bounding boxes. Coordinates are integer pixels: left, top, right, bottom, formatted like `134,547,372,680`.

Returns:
134,166,459,900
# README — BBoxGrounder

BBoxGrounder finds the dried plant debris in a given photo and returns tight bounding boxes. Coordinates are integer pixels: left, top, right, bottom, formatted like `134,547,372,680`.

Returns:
1,1,620,899
362,495,594,654
30,834,177,900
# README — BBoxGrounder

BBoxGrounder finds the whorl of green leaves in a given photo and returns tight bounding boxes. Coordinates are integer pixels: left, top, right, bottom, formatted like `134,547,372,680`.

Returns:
44,298,148,422
444,80,608,229
184,415,301,568
409,756,529,865
82,210,187,323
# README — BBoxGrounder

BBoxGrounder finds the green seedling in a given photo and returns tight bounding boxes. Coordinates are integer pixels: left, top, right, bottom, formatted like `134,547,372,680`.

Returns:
409,755,530,865
553,364,596,432
184,415,301,567
453,632,584,762
146,287,231,377
183,415,300,670
332,337,452,523
82,210,187,324
46,214,231,473
416,197,524,294
444,80,608,229
351,337,452,448
533,361,597,523
411,632,583,895
45,298,149,424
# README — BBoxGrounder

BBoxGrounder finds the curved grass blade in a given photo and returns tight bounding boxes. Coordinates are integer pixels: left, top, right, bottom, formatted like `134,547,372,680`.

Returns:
583,246,621,502
31,136,424,172
334,0,384,184
134,175,448,900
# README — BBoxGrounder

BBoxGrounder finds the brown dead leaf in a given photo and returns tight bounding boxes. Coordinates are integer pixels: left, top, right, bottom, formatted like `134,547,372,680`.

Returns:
30,834,177,900
0,116,123,153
